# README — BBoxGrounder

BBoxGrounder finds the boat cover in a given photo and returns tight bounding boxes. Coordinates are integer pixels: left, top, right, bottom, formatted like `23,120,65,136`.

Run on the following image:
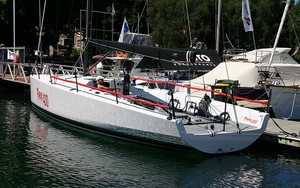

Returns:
89,39,221,71
190,62,260,87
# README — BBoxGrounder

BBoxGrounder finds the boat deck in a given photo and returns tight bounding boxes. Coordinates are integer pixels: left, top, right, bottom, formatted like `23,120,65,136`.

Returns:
183,120,255,135
237,100,269,110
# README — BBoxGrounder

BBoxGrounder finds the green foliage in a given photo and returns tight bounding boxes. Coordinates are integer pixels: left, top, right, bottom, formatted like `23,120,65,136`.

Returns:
287,2,300,61
147,0,300,57
1,0,300,59
148,0,186,47
71,47,81,58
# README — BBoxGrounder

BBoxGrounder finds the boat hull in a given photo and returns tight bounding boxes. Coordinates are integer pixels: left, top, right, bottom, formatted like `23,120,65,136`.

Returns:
30,75,269,154
30,75,186,145
269,85,300,120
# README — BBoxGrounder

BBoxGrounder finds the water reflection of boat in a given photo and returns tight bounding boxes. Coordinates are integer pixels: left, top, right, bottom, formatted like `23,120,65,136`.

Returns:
179,155,263,187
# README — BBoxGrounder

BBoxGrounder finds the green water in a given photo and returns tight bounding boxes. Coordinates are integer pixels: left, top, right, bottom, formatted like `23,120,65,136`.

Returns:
0,92,300,187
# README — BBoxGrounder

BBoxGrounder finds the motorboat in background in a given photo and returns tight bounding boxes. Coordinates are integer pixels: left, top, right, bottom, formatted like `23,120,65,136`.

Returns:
188,47,300,100
228,47,300,86
268,85,300,120
263,50,300,120
257,0,300,120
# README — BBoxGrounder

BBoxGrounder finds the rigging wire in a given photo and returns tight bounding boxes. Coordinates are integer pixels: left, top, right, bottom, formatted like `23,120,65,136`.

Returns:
74,40,91,68
36,0,47,55
202,5,214,48
223,45,240,129
36,0,47,74
134,1,148,33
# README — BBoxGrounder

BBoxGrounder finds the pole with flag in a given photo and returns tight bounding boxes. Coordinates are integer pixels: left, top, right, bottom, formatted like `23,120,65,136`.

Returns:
242,0,256,51
242,0,253,32
118,17,130,42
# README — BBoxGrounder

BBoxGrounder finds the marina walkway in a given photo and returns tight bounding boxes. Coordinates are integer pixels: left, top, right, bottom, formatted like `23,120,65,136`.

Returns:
0,73,30,85
261,118,300,148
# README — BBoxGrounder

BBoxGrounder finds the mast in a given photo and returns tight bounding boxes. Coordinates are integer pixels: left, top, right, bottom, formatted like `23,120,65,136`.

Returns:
13,0,16,76
267,0,291,71
13,0,16,52
215,0,221,54
83,0,91,75
111,3,115,41
185,0,192,47
36,0,46,63
38,0,41,52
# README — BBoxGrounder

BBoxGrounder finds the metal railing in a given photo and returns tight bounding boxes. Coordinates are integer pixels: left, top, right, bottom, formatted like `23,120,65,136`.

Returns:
0,60,98,84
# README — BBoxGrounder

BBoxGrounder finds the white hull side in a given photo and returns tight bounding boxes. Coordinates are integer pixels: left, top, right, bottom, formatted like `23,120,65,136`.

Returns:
30,75,269,154
179,126,268,154
131,84,269,153
270,86,300,120
30,75,185,146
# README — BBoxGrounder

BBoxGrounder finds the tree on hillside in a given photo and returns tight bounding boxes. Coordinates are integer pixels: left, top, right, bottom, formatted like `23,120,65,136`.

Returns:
1,0,300,61
287,2,300,60
148,0,189,48
147,0,300,55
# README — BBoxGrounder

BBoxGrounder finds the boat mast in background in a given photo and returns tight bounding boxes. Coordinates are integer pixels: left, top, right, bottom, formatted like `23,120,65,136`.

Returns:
185,0,192,47
135,0,149,34
267,0,291,71
13,0,15,52
83,0,91,75
215,0,221,54
36,0,46,57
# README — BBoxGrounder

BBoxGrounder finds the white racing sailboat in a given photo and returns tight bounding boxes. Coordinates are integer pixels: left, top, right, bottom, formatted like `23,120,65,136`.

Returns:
30,0,269,154
30,45,269,154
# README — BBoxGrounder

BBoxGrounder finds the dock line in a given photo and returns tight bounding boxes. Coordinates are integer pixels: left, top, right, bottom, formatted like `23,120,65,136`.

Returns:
271,118,299,138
